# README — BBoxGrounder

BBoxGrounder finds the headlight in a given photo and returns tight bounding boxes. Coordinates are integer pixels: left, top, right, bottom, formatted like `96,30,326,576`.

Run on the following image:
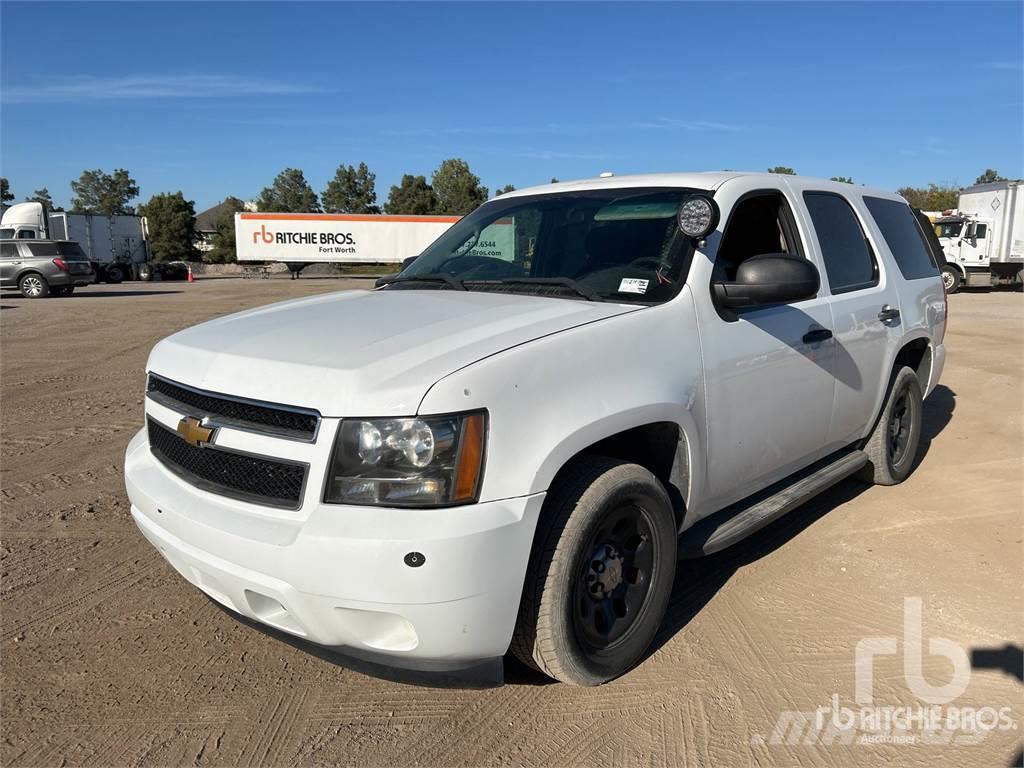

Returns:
324,411,486,507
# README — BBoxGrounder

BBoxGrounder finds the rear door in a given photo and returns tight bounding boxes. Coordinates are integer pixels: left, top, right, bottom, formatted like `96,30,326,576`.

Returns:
794,187,903,447
0,242,20,284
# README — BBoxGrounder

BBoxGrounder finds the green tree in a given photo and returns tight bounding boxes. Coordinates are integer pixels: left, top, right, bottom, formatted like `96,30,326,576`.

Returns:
897,183,960,211
70,168,139,214
550,177,559,184
205,196,248,264
830,176,854,184
431,158,489,215
322,162,380,213
384,174,439,215
25,187,61,210
138,191,199,262
257,168,320,212
1,178,13,203
767,166,796,175
975,169,1008,185
496,184,516,196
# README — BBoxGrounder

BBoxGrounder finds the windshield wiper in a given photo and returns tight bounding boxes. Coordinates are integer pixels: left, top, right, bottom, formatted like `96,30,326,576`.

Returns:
462,277,598,302
377,273,466,291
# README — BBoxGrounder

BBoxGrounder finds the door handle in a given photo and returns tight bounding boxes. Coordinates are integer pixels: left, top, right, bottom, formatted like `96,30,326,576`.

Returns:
878,305,901,322
803,327,833,344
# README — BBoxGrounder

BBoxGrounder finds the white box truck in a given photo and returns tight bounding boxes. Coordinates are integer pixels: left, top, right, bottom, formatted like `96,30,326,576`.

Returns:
0,202,150,283
234,212,462,276
935,180,1023,293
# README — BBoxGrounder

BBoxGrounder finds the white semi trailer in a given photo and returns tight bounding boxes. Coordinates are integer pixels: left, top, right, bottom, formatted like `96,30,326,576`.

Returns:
935,180,1023,293
0,202,150,283
234,212,462,276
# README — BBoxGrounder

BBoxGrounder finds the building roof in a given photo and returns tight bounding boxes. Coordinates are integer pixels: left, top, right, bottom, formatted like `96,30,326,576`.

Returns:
195,200,235,233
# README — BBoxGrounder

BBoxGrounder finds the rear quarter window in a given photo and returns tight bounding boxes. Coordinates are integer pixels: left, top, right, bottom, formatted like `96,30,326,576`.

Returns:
26,242,60,257
865,197,940,280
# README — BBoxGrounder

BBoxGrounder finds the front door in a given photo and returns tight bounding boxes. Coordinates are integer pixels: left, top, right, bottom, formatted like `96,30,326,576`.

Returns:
958,219,992,266
693,181,837,510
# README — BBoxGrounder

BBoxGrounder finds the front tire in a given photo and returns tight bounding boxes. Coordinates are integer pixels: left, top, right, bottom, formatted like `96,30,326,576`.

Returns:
859,366,923,486
511,457,677,685
941,265,961,294
18,273,49,298
105,265,125,284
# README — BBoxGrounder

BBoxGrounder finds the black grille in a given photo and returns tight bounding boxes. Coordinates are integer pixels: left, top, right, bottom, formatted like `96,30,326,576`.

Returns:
147,375,319,440
147,418,307,509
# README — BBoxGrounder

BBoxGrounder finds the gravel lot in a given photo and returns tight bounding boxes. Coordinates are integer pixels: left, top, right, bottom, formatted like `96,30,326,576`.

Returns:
1,278,1021,767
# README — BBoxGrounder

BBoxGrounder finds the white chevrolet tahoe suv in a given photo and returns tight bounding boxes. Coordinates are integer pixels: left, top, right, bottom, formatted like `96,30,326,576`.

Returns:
125,172,947,685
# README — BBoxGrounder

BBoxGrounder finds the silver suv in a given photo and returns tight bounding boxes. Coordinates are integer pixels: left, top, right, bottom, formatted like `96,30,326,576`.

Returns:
0,240,95,298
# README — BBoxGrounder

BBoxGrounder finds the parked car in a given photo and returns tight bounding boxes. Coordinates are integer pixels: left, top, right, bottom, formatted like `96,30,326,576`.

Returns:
125,172,946,685
139,261,190,281
0,239,95,297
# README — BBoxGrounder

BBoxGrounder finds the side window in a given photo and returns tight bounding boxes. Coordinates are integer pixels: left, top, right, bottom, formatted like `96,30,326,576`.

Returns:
713,191,804,281
0,243,17,259
17,230,36,239
803,192,878,294
975,223,988,239
865,197,940,280
26,242,59,257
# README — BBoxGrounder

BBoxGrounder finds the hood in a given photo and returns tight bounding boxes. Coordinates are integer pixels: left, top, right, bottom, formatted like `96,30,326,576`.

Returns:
147,288,641,415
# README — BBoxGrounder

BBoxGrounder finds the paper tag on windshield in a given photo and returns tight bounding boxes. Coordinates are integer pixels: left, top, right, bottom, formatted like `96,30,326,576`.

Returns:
618,278,649,294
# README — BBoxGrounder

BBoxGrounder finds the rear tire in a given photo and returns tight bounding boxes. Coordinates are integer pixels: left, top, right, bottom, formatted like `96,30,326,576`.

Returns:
18,273,49,299
511,457,677,685
105,265,125,284
941,265,961,294
858,366,923,486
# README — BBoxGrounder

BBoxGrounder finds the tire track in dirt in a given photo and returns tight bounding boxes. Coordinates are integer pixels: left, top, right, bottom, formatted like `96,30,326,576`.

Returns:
1,548,161,641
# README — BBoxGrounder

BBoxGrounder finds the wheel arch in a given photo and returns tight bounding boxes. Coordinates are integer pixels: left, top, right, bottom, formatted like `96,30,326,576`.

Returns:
863,333,934,442
532,406,701,532
942,261,966,278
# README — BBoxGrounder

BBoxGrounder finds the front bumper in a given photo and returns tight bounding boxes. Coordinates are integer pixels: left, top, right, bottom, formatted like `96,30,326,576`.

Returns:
124,428,544,671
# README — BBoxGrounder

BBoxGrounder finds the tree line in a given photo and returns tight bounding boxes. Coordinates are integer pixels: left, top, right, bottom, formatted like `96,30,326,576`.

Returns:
0,165,1013,264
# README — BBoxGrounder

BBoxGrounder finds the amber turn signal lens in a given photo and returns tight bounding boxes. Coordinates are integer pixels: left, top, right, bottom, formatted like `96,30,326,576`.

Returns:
453,413,485,502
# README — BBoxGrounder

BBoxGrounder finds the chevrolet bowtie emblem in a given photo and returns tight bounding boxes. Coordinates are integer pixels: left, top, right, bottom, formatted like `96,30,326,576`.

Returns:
176,416,216,448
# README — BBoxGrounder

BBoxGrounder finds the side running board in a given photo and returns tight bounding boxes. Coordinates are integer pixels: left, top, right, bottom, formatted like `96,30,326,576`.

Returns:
678,450,869,558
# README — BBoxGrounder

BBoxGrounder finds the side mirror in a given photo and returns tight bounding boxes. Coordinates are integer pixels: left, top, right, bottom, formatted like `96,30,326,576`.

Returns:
713,253,819,309
401,256,418,271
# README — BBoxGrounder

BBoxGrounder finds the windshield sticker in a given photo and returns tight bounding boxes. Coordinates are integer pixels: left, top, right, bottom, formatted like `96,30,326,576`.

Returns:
618,278,649,294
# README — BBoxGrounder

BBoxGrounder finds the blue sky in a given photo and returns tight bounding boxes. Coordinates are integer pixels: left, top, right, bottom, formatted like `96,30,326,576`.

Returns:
2,2,1021,212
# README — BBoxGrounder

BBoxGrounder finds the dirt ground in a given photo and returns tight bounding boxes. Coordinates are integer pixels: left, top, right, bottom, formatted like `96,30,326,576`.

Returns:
1,278,1021,767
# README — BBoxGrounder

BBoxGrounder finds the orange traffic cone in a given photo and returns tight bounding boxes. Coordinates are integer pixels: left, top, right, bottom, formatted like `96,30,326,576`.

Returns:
187,265,194,283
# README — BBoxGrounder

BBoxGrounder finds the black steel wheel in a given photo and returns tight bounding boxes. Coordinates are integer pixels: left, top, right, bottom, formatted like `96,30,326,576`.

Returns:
511,457,676,685
573,503,658,653
859,365,923,486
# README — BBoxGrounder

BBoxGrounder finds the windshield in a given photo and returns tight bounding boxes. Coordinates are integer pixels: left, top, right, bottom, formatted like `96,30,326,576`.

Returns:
935,220,963,239
390,187,699,304
0,228,14,240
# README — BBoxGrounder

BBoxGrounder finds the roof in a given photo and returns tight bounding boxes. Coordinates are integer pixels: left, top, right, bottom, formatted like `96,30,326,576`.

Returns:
959,180,1022,195
195,200,235,233
502,171,902,202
